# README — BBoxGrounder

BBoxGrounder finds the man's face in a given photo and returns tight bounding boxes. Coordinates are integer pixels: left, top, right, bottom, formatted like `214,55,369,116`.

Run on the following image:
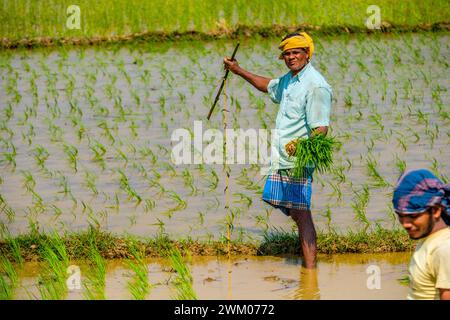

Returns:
282,48,309,75
397,210,435,240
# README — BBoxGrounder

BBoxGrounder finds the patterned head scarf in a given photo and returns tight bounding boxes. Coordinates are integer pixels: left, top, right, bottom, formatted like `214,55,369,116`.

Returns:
393,169,450,225
278,32,314,60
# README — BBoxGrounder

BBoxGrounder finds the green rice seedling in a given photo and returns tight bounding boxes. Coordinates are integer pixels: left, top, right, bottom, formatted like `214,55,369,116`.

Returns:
63,144,78,173
143,198,155,213
69,100,83,118
0,121,14,141
208,168,219,191
222,207,241,242
157,144,170,157
182,169,197,196
351,185,371,233
21,170,36,193
49,204,63,223
425,125,438,147
84,171,99,196
162,191,187,217
83,243,106,300
159,162,176,177
151,218,167,240
56,173,72,198
21,123,35,146
429,157,448,183
292,134,339,178
320,205,334,233
97,120,115,144
197,211,205,226
396,136,408,152
328,181,343,202
0,256,18,300
32,145,50,170
128,214,137,226
368,113,384,133
254,209,271,236
129,121,139,138
0,141,16,170
126,141,137,157
38,231,70,300
4,235,23,267
365,155,391,188
144,113,153,127
147,178,166,198
166,247,197,300
89,139,107,170
386,203,400,230
46,120,63,143
131,161,147,179
117,169,142,205
398,274,410,286
138,146,157,165
233,192,252,209
0,194,15,223
126,242,151,300
114,146,129,167
81,201,94,216
394,154,407,175
3,103,13,122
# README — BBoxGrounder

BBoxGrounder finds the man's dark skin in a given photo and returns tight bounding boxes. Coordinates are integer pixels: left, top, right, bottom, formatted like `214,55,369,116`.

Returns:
224,46,327,268
397,206,450,300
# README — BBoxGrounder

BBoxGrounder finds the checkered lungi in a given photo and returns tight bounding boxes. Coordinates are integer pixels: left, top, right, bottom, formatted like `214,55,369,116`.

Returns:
262,168,313,216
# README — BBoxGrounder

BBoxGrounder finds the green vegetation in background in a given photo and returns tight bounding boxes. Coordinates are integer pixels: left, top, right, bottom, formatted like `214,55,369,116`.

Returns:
1,0,449,41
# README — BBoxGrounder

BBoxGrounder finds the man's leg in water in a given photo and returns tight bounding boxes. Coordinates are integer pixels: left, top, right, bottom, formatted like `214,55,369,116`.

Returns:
289,208,317,269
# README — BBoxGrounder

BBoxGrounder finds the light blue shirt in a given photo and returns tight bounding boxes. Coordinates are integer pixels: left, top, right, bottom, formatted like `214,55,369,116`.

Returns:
267,63,332,171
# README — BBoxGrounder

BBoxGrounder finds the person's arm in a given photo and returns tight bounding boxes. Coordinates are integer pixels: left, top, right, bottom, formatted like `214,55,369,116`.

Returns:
311,126,328,136
439,288,450,300
223,57,271,92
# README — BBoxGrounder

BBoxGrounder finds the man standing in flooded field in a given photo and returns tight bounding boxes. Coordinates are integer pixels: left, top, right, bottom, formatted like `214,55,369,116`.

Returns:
393,169,450,300
224,32,332,268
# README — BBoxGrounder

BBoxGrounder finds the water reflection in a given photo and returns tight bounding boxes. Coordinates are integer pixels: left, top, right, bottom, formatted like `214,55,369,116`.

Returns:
292,267,320,300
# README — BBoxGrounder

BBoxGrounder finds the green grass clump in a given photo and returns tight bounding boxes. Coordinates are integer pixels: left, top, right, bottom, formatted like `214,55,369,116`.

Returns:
292,134,340,178
166,247,197,300
258,227,413,255
126,242,151,300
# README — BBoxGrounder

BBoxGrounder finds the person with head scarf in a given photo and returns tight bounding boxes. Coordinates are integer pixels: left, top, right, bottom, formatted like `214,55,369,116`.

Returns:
393,169,450,300
224,32,332,269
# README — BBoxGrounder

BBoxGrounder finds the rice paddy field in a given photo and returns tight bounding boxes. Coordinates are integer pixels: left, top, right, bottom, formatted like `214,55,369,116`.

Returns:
0,1,449,301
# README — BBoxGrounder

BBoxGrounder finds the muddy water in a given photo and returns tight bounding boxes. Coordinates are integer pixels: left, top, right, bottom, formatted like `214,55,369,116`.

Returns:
13,252,411,300
0,33,449,240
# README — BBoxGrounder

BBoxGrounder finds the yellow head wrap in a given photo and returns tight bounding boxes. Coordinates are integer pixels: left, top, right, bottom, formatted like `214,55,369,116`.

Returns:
278,32,314,60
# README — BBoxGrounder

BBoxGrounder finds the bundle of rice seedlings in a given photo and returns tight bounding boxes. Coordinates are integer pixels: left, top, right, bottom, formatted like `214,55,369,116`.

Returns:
288,134,340,178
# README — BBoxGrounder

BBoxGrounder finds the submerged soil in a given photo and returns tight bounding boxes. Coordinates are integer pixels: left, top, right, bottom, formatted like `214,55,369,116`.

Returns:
13,252,411,300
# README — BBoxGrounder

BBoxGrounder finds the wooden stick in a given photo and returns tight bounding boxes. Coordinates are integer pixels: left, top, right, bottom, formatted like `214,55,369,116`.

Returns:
207,43,240,120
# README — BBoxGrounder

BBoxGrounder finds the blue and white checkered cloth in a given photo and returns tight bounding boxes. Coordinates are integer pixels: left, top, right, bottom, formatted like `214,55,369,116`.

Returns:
262,168,313,216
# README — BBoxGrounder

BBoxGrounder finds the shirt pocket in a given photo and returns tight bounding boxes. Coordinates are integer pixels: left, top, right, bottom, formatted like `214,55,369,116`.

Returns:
282,93,306,120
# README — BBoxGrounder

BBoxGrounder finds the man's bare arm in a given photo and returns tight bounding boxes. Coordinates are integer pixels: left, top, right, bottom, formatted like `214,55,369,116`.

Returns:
223,57,271,93
439,288,450,300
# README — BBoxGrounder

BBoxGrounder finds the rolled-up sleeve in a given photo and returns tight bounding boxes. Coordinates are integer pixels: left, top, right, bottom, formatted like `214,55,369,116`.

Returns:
267,78,282,104
305,86,332,129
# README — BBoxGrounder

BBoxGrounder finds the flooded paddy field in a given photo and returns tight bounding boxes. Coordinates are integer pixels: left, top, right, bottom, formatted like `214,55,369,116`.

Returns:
1,32,448,241
13,252,410,300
